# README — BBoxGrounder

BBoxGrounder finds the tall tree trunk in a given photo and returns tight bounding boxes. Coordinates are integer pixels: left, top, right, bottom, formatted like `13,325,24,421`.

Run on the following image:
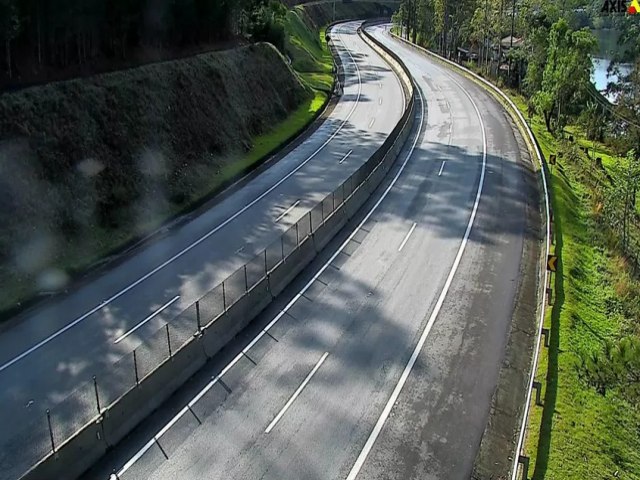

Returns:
37,9,42,66
5,39,11,79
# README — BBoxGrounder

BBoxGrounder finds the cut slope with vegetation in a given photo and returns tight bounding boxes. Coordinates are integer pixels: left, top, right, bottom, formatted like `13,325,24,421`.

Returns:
0,42,312,316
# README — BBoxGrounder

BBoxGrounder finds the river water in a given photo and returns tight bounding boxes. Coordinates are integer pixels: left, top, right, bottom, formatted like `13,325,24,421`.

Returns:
591,29,632,103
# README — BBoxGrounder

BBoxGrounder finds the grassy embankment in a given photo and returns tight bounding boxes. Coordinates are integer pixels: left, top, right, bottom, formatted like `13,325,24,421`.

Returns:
0,9,336,317
506,94,640,478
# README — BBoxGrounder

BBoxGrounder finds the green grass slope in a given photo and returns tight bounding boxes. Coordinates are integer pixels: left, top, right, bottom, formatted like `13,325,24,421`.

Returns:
506,94,640,479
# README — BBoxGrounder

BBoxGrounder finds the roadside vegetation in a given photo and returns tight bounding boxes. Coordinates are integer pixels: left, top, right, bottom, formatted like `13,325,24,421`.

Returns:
391,0,640,477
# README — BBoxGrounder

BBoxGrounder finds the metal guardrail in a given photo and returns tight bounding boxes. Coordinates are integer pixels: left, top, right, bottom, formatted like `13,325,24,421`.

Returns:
11,21,418,480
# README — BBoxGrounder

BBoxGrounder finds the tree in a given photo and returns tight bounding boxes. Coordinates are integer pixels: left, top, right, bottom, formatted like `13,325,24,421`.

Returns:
0,0,20,79
532,19,596,133
577,336,640,408
603,151,640,252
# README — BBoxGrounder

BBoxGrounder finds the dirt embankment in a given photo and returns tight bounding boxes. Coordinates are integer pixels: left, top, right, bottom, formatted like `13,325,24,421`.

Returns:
0,42,309,314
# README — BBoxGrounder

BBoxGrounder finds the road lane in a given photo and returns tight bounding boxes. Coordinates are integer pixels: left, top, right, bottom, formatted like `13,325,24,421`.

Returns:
0,21,406,480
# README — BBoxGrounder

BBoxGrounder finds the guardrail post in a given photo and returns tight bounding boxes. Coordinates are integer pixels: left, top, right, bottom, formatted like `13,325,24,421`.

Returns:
518,455,530,480
46,409,56,453
541,327,550,348
93,375,101,415
133,350,140,386
244,265,249,292
532,381,543,406
166,324,172,359
309,212,313,234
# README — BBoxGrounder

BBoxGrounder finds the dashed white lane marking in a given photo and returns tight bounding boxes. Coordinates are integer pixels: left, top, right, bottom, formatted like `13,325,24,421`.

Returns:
114,296,180,344
345,61,488,480
397,223,417,252
264,352,329,434
368,118,376,129
438,161,446,176
339,150,353,164
379,97,383,105
275,200,301,223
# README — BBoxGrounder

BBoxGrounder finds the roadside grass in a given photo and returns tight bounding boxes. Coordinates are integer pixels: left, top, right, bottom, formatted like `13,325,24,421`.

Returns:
507,92,640,479
285,8,334,92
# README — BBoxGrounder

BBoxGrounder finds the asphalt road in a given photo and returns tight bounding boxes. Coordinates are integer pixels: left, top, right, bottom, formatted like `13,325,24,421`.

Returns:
85,24,539,480
0,22,406,480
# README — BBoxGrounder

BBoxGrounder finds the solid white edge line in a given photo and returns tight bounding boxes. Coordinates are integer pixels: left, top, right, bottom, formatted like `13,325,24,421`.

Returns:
387,29,550,480
113,296,180,344
0,23,365,374
397,222,417,252
115,27,419,479
275,200,301,223
339,150,353,164
264,352,329,434
438,161,446,176
345,66,487,480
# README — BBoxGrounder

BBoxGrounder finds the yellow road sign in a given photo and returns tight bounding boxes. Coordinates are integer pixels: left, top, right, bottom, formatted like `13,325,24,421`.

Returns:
547,255,558,272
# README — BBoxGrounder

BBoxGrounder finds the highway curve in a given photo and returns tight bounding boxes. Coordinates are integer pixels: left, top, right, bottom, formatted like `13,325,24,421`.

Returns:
84,22,541,480
0,22,405,480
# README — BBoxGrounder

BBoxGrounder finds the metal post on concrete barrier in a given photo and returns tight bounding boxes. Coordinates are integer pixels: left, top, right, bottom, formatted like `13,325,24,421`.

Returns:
166,324,172,359
196,301,202,333
295,223,299,248
46,409,55,453
321,201,324,223
244,265,249,292
332,191,335,211
264,249,268,275
93,375,101,415
309,212,313,234
222,281,227,313
281,236,285,262
133,350,140,386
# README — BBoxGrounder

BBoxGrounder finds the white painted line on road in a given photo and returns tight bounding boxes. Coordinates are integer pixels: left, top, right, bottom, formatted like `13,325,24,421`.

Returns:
379,97,383,105
379,82,382,89
438,161,446,176
339,150,353,164
346,72,487,480
115,79,425,480
397,223,417,252
0,24,366,374
368,118,376,129
265,351,329,434
275,200,301,223
113,296,180,344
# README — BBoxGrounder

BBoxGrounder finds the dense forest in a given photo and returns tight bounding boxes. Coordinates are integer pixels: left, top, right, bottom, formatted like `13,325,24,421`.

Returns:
0,0,287,88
